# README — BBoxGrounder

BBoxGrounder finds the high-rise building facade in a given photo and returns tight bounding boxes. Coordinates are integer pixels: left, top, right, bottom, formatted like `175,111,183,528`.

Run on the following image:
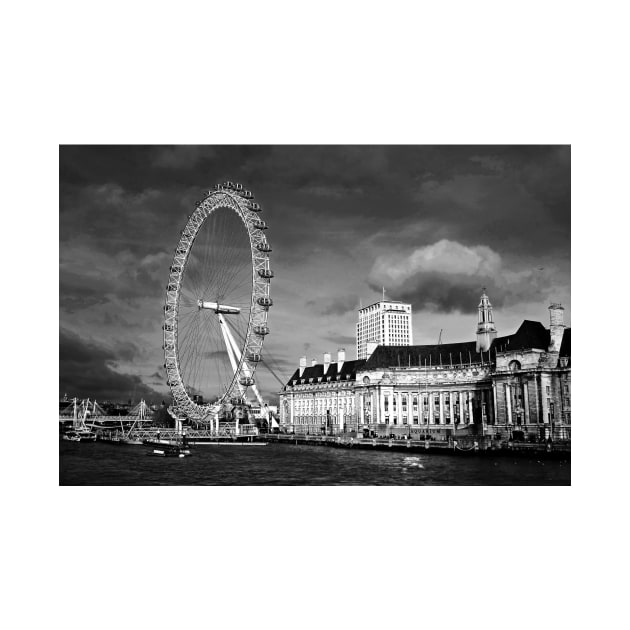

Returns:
356,300,413,360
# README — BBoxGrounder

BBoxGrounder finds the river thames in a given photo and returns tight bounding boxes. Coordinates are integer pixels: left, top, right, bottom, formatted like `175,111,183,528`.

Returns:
59,441,570,485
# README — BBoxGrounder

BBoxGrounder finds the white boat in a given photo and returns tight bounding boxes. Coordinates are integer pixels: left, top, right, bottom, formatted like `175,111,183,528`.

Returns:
149,444,191,458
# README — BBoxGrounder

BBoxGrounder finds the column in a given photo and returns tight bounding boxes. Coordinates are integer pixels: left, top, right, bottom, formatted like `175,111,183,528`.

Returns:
467,391,473,425
459,391,465,424
428,392,434,424
523,382,530,424
371,390,377,426
439,391,445,425
290,392,294,428
379,386,385,424
359,393,365,425
488,388,495,425
505,384,512,424
493,384,498,426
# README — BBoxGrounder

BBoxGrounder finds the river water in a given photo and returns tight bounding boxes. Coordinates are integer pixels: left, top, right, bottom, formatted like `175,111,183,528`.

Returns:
59,441,570,485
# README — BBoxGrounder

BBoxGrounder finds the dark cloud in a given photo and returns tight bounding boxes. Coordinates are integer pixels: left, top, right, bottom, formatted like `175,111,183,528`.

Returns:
59,327,164,402
371,272,501,314
307,294,359,316
367,239,562,313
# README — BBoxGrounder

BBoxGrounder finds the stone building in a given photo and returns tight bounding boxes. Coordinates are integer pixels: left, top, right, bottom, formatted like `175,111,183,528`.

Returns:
279,349,365,434
279,293,571,441
492,305,571,439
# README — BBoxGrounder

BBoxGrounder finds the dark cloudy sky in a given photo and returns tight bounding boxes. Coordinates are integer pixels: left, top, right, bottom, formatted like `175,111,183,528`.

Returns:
59,145,570,404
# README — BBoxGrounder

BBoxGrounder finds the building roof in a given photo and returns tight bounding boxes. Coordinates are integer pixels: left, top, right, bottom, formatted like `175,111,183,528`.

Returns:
364,320,560,370
491,320,550,354
364,340,483,370
285,320,571,386
286,359,366,386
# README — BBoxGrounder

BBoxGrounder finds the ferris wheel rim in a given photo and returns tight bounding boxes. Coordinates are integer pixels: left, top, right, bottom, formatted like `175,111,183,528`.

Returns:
162,187,271,422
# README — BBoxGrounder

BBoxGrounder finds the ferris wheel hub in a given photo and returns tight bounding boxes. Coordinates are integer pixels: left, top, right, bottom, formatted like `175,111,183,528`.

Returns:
197,300,241,314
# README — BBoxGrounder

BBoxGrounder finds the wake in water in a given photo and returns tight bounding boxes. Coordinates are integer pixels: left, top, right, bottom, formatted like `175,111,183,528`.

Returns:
403,456,424,469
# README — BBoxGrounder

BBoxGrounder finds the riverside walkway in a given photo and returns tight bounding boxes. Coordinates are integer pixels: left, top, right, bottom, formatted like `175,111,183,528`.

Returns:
260,433,570,457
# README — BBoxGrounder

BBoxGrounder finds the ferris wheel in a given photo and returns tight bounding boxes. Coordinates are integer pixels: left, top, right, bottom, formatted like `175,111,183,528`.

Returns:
162,181,273,424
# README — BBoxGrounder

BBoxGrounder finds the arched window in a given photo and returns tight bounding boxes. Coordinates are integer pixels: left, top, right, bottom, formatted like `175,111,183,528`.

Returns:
509,360,521,372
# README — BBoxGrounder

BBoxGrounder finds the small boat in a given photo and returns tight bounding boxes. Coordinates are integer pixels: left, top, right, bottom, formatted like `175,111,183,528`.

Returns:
121,437,144,445
149,444,191,458
62,429,97,442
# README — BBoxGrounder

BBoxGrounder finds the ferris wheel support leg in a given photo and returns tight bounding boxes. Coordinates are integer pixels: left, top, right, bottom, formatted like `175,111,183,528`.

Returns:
222,317,270,428
219,314,245,434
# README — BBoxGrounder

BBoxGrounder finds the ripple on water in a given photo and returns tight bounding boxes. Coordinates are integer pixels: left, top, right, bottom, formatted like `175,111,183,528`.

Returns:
59,442,571,486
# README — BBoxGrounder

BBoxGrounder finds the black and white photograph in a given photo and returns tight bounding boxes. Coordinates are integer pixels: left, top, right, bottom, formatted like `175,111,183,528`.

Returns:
11,2,626,629
59,145,571,485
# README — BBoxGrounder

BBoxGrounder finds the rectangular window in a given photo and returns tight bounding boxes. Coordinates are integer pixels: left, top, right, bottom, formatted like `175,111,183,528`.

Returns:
546,385,550,395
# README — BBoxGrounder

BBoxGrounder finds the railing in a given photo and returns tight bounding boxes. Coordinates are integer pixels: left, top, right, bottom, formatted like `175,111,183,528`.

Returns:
96,424,259,441
487,425,571,443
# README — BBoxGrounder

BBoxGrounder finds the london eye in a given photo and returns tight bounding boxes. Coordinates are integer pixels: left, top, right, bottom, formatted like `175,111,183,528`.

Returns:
162,182,273,425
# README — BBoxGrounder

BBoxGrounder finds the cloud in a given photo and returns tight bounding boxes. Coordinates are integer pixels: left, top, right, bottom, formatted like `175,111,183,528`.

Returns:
59,327,165,402
469,155,506,173
325,333,356,348
371,240,501,284
307,294,359,316
300,184,364,198
151,146,217,169
368,239,556,313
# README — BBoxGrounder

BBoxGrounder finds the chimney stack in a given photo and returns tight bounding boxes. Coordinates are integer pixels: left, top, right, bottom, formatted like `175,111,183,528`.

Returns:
311,359,317,366
337,348,346,371
323,351,331,373
548,303,565,352
299,356,307,377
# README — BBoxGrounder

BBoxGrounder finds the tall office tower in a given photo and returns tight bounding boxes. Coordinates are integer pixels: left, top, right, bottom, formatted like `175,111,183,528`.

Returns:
356,300,413,359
